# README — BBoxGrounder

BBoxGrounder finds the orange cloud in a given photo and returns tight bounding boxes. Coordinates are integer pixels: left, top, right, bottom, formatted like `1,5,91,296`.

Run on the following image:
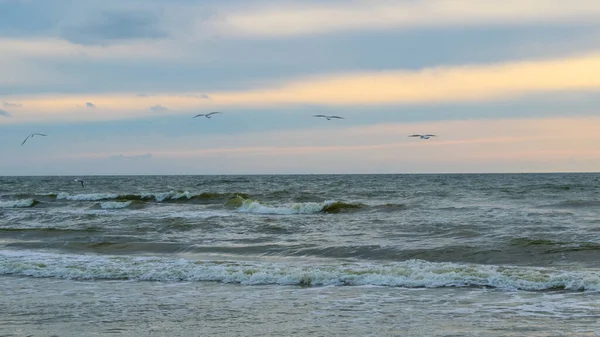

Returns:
210,52,600,106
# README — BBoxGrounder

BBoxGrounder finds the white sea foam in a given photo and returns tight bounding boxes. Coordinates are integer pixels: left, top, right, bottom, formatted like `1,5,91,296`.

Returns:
99,201,132,209
0,199,36,208
147,191,195,202
171,191,194,200
56,192,119,201
56,191,197,203
2,250,599,291
237,199,336,215
153,192,174,202
160,210,233,219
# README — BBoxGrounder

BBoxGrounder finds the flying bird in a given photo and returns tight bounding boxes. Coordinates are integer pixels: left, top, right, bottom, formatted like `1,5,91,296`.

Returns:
193,112,222,119
409,134,437,139
313,115,344,120
74,178,84,188
21,133,47,146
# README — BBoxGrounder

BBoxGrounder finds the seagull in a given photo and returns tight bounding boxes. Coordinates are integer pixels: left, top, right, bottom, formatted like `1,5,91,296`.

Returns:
409,134,437,140
74,178,84,188
21,133,47,146
313,115,344,120
193,112,222,119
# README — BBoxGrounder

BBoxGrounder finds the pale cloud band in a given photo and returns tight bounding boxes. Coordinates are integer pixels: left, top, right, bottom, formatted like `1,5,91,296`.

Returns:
2,52,600,124
213,0,600,38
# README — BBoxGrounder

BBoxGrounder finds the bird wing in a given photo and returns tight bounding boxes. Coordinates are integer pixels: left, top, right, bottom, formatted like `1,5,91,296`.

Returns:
330,116,344,119
34,133,47,136
313,115,326,118
81,181,84,188
21,135,32,145
408,135,422,137
423,134,437,137
193,114,205,118
207,112,221,116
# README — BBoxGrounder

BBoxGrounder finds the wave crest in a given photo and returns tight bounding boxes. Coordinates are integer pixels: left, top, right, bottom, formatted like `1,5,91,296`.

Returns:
322,201,363,213
55,191,250,203
237,199,338,215
99,201,133,209
0,199,38,208
8,191,395,215
57,192,119,201
1,251,599,291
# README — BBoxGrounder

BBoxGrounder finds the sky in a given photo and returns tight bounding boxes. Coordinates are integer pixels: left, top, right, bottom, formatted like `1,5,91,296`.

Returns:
1,0,600,175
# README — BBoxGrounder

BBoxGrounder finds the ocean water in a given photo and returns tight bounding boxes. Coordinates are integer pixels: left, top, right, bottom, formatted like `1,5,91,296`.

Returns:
1,173,600,336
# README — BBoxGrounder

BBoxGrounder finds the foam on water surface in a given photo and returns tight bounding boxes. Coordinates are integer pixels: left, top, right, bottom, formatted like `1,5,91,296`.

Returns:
2,250,600,291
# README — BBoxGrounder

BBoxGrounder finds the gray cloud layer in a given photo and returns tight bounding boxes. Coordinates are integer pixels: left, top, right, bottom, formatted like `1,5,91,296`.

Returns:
60,10,166,45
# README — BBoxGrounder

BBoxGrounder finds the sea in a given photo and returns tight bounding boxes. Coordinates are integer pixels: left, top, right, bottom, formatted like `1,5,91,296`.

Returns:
1,173,600,336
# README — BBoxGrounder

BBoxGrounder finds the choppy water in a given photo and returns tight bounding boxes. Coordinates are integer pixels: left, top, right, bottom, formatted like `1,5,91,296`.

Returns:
1,174,600,336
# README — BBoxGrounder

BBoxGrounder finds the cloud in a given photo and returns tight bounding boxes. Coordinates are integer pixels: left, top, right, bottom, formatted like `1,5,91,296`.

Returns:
180,93,210,99
85,102,96,108
0,38,180,61
3,52,600,123
3,101,22,107
202,52,600,106
0,109,10,117
60,10,166,45
0,54,77,87
212,0,600,38
149,105,169,112
109,153,152,160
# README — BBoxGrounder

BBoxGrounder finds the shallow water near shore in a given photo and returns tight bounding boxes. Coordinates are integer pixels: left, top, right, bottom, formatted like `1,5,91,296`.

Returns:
1,276,600,336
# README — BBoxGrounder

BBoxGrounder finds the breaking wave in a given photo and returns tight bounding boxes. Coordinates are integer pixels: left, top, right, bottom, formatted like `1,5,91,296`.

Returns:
236,199,336,215
99,201,132,209
54,191,249,203
5,192,393,214
0,199,38,208
1,250,599,291
57,192,119,201
234,199,363,215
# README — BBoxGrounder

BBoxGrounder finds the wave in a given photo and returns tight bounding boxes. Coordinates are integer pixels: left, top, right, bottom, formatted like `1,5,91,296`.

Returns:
372,203,409,212
234,199,363,215
538,200,600,209
1,250,599,291
99,201,132,209
510,238,600,253
322,201,363,213
57,192,119,201
523,183,589,191
236,199,333,215
4,191,395,215
0,199,38,208
53,191,249,203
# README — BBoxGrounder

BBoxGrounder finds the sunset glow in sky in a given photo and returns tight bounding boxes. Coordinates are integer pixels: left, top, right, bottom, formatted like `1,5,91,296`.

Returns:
1,0,599,175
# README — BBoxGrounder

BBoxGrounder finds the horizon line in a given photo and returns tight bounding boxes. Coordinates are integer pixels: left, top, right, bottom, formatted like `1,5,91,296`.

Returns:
1,171,598,177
